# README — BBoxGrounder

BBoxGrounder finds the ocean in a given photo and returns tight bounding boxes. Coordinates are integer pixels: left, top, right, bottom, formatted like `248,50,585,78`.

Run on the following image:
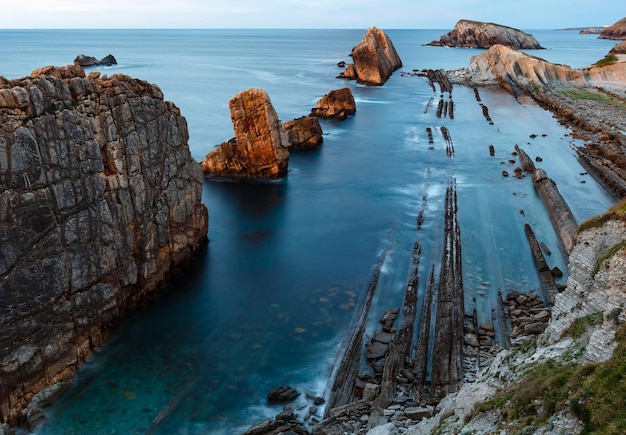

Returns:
0,29,618,434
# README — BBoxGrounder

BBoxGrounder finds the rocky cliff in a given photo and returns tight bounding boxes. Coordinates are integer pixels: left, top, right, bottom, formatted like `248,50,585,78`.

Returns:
428,20,544,49
0,65,209,426
200,88,289,179
459,44,626,94
340,27,402,86
599,16,626,40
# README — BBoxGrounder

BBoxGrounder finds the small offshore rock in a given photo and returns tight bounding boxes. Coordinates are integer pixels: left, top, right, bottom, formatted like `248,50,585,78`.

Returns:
267,385,300,404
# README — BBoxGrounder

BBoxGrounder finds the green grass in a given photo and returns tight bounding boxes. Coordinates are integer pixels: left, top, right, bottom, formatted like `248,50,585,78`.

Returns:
593,241,626,277
562,312,604,340
557,88,626,108
593,55,619,68
475,325,626,433
578,199,626,233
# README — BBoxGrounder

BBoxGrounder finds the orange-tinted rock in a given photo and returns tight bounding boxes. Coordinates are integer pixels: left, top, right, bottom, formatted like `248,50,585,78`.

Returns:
283,115,323,150
342,27,402,85
609,40,626,55
311,88,356,120
428,20,543,49
200,88,289,179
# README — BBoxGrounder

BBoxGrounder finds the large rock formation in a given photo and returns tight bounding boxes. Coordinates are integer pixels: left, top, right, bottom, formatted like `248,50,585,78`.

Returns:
428,20,544,49
609,40,626,55
340,27,402,86
460,44,626,95
200,88,289,179
0,65,209,426
310,88,356,120
599,16,626,40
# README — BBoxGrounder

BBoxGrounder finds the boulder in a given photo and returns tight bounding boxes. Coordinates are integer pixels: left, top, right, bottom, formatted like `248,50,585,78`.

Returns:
428,20,544,49
311,87,356,120
267,385,300,404
200,88,290,179
74,53,117,66
404,406,432,420
599,16,626,40
341,27,402,85
282,115,323,150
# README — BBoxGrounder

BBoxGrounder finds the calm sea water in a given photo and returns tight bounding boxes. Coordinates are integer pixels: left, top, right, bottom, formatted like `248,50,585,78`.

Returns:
0,29,617,434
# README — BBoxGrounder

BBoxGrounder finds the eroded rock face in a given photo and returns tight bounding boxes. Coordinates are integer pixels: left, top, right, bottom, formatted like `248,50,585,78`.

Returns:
428,20,544,49
311,87,356,120
609,40,626,55
282,115,323,150
200,88,289,179
342,27,402,86
599,16,626,40
543,219,626,359
0,65,209,425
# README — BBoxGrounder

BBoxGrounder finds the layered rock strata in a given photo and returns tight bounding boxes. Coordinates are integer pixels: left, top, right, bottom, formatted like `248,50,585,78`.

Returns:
200,88,289,179
340,27,402,86
428,20,544,49
0,65,209,426
310,88,356,120
599,16,626,40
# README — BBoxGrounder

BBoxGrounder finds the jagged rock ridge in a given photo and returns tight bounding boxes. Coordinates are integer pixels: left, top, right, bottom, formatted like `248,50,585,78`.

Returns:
599,16,626,40
200,88,289,179
428,19,544,49
0,65,209,426
340,27,402,86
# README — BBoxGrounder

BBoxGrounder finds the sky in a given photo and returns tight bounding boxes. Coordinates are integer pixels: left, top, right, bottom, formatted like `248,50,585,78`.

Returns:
0,0,623,30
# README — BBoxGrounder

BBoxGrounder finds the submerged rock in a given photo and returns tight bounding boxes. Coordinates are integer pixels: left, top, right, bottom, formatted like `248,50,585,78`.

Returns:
340,27,402,85
200,88,290,179
427,20,544,49
0,65,208,426
74,53,117,66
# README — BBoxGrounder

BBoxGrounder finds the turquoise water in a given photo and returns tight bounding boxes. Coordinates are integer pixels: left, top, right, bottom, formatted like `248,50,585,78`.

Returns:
0,29,617,433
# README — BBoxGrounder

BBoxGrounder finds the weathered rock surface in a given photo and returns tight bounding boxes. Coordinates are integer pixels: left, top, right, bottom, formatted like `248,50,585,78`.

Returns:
74,54,117,66
599,16,626,40
282,115,323,150
459,44,626,95
428,20,544,49
340,27,402,86
0,65,209,426
609,40,626,55
311,88,356,120
200,88,289,179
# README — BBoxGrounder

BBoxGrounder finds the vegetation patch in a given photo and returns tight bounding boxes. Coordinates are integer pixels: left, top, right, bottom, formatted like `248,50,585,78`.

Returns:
474,325,626,433
578,199,626,233
561,312,603,340
593,241,626,277
557,88,626,109
593,55,619,68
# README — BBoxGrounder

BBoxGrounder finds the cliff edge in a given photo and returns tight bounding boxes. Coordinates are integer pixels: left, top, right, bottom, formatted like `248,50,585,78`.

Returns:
0,65,209,427
599,16,626,40
428,20,544,49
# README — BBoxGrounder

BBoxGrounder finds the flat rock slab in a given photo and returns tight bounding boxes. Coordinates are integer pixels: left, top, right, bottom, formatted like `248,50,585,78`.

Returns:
366,340,388,360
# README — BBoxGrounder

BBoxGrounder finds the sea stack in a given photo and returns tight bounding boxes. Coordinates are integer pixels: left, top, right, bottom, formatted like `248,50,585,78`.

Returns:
340,27,402,86
428,19,544,49
0,65,209,426
200,88,289,179
311,87,356,120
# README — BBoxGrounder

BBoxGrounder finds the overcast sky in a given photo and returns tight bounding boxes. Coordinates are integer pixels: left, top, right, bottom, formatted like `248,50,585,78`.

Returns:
1,1,623,30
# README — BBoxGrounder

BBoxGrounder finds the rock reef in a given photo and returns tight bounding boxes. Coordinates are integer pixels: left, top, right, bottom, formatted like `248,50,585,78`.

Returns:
200,88,290,179
73,54,117,67
339,27,402,86
428,20,544,49
0,65,209,426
